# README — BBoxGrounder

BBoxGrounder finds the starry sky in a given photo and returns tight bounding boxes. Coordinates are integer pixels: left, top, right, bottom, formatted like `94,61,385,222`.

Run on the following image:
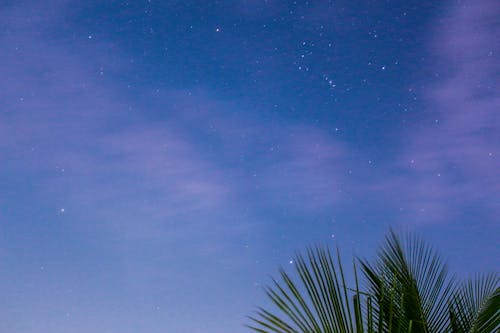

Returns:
0,0,499,332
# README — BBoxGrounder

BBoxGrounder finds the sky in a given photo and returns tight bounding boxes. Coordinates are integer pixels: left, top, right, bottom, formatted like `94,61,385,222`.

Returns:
0,0,498,332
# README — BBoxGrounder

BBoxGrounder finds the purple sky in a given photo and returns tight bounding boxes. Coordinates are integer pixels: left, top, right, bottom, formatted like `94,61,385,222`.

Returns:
0,0,499,332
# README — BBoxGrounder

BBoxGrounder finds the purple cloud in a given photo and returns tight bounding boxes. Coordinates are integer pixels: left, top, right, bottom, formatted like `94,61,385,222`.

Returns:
2,0,497,236
375,0,499,224
0,0,354,250
259,127,350,212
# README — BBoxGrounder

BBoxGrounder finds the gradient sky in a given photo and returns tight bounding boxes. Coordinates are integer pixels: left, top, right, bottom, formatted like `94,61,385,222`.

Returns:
0,0,499,332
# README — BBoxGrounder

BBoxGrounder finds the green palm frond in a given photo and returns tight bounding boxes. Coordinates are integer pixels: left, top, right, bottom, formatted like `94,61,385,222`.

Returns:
360,230,455,333
247,247,365,333
248,230,499,333
449,274,500,333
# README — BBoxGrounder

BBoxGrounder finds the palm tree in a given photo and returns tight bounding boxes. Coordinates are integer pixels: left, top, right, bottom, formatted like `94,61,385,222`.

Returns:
247,230,499,333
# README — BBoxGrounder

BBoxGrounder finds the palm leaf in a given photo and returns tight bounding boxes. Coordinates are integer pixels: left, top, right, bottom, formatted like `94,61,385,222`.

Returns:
248,246,364,333
449,274,500,333
360,229,456,333
248,230,499,333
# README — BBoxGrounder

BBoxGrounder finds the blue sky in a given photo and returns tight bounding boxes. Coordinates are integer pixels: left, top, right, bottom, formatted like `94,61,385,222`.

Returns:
0,1,499,332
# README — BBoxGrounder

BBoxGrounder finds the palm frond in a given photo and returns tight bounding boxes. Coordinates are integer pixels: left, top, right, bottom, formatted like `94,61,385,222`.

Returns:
248,246,364,333
361,229,455,333
248,230,498,333
449,274,500,333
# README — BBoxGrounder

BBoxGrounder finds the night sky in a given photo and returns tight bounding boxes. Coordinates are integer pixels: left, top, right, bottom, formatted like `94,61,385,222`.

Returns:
0,0,499,332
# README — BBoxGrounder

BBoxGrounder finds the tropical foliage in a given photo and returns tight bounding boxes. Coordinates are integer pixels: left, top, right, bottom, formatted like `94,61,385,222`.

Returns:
247,230,499,333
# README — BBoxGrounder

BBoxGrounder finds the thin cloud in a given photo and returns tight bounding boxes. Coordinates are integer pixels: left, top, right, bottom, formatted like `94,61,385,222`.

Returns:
375,0,499,224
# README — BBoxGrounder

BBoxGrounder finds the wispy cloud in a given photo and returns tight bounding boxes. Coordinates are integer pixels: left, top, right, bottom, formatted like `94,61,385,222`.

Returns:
373,0,499,224
0,0,353,247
